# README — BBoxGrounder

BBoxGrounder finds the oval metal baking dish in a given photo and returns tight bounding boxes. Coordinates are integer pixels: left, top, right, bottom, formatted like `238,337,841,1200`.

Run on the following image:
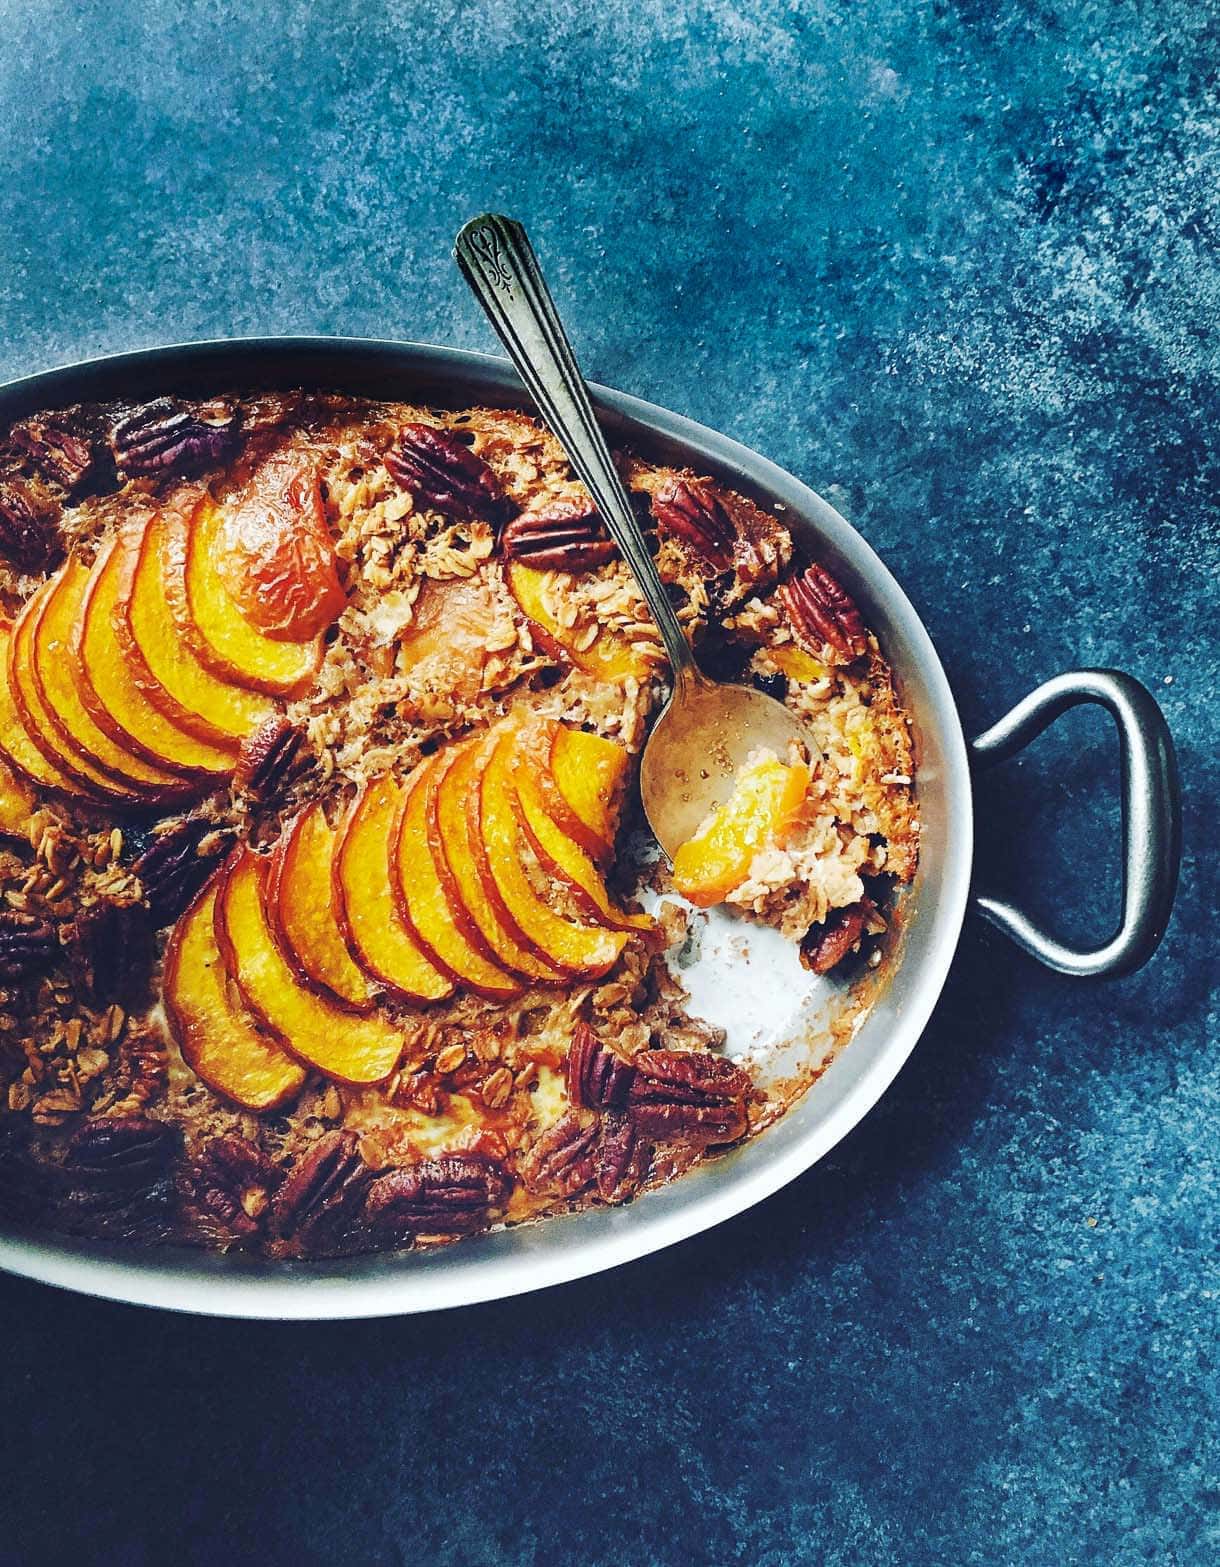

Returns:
0,337,1181,1318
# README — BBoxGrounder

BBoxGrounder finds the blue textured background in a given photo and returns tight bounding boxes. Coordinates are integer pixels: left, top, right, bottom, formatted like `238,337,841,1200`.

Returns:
0,2,1216,1562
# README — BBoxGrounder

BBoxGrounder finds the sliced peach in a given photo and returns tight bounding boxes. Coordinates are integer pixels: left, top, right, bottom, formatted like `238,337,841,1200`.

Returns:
520,719,631,864
509,734,652,934
13,579,171,808
0,619,88,798
506,560,662,682
118,509,274,744
7,580,128,804
430,737,565,985
671,750,810,908
332,774,453,1004
73,531,235,780
393,753,521,1000
216,848,406,1086
397,574,500,716
265,803,376,1012
31,556,193,803
163,494,324,697
473,727,628,977
766,645,829,684
0,752,33,838
163,875,306,1111
215,450,345,641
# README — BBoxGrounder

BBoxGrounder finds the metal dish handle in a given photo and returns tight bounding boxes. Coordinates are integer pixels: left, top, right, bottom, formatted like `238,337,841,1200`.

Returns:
969,669,1181,977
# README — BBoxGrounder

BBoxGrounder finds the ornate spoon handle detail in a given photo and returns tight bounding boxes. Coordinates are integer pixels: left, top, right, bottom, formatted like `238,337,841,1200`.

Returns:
454,213,694,680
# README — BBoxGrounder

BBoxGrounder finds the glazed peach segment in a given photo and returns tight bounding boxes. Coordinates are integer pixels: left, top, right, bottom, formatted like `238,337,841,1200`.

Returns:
217,849,407,1086
509,734,651,934
430,737,565,985
266,804,376,1010
32,556,192,799
74,532,235,779
766,645,829,684
0,622,78,796
7,580,128,803
0,752,32,837
510,717,631,864
506,562,661,683
394,755,521,1000
397,575,504,715
546,722,631,861
163,877,306,1112
163,496,324,697
333,775,453,1004
12,578,166,807
671,750,811,908
475,728,628,977
214,449,345,641
120,510,275,743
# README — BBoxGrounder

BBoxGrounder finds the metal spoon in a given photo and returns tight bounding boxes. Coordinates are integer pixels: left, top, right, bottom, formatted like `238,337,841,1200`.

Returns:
454,213,807,858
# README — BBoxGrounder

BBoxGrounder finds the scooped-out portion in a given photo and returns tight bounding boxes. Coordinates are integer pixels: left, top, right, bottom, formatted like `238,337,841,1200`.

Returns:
0,390,917,1260
671,747,812,910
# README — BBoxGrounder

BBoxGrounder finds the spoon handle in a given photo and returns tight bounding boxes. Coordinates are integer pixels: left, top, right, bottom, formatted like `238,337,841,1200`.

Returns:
454,213,696,681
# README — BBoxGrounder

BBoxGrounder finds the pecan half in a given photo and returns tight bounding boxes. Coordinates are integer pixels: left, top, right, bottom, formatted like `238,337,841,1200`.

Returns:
109,398,235,480
0,910,58,982
9,417,95,490
519,1111,600,1198
132,817,233,927
385,422,511,523
187,1134,282,1239
651,476,735,571
800,897,875,976
362,1154,511,1243
233,715,306,801
627,1049,752,1145
106,1021,168,1110
595,1113,651,1202
63,1114,180,1188
58,1114,180,1233
270,1130,370,1250
0,475,62,570
61,900,154,1008
780,561,868,661
565,1022,635,1111
501,498,616,572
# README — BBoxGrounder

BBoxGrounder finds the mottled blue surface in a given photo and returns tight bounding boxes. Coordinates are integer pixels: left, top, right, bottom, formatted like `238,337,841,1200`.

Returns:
0,2,1216,1562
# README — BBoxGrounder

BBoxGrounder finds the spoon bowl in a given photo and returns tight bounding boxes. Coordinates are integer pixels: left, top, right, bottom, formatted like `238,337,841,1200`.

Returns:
639,672,808,857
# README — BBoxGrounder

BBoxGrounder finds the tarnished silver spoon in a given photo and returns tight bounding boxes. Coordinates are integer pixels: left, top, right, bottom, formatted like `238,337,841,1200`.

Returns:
454,212,806,859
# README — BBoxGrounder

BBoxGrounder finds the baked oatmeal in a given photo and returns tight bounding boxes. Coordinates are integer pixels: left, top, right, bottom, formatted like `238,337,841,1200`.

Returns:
0,391,917,1257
